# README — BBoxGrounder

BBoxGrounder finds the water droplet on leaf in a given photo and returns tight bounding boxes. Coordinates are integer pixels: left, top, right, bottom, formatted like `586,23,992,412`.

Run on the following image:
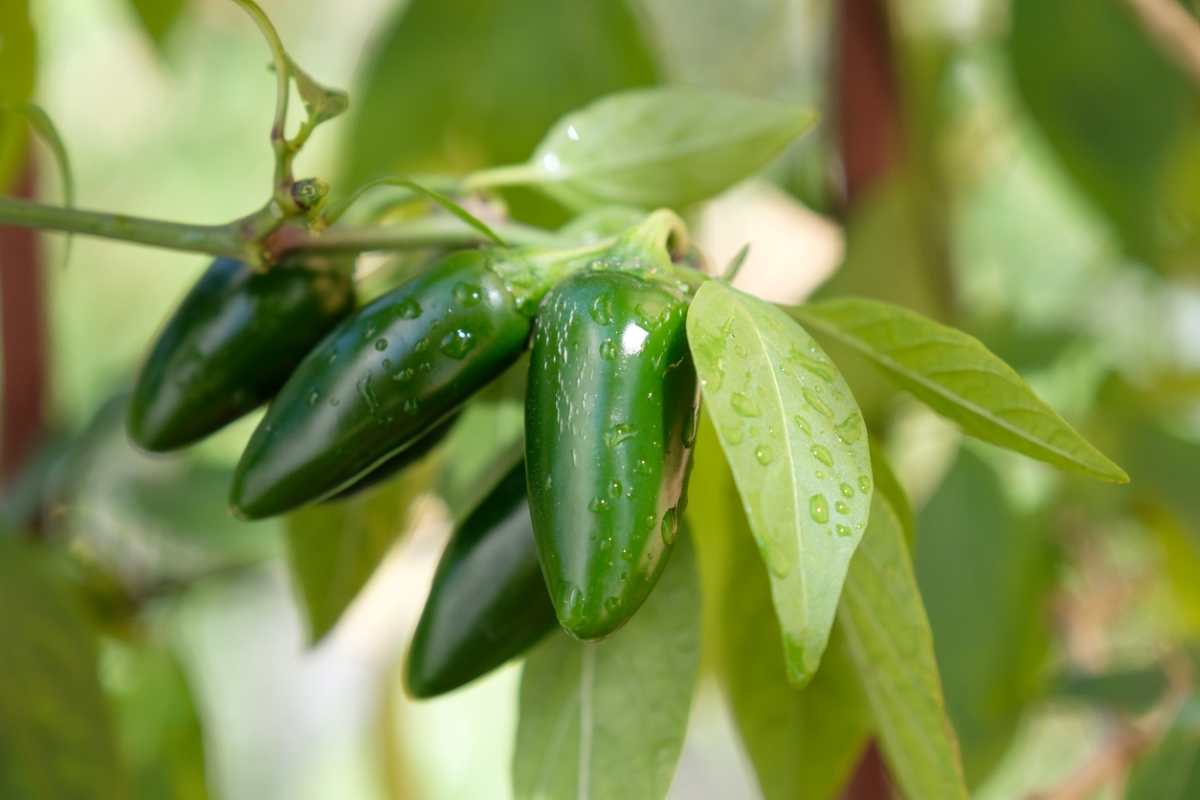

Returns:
731,392,761,417
809,494,829,524
810,444,833,467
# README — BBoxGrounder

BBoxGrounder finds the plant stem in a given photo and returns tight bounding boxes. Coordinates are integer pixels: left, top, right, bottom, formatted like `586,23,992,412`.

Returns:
230,0,297,209
0,196,257,259
267,216,571,259
461,162,544,190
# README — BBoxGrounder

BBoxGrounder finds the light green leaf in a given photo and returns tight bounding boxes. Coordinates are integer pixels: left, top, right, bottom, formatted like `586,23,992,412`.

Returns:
916,449,1051,787
345,0,656,227
512,531,700,800
838,495,969,800
790,297,1128,482
285,458,437,642
868,438,913,547
0,537,125,799
1126,695,1200,799
106,639,209,800
0,0,36,191
5,103,73,209
698,425,870,800
288,58,349,127
129,0,187,46
687,280,872,687
473,87,817,211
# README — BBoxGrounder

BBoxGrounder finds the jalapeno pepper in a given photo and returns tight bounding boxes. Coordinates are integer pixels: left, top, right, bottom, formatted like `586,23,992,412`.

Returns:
230,250,532,519
405,460,556,698
127,257,354,452
325,413,458,502
525,269,699,641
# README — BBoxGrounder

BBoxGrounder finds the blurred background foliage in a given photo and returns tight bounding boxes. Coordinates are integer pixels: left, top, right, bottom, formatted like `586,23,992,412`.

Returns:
5,0,1200,797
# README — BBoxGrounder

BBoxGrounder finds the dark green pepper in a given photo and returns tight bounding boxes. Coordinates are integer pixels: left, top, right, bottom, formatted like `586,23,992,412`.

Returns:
405,460,556,698
525,269,699,641
128,257,354,452
230,250,532,519
325,412,458,502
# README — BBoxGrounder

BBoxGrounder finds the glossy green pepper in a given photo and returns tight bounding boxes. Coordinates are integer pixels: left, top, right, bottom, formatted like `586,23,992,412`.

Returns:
128,257,354,452
525,269,699,641
325,412,458,502
405,460,556,698
230,250,533,519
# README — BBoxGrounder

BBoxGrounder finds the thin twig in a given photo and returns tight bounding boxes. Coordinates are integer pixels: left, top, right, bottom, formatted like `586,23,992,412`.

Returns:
1120,0,1200,89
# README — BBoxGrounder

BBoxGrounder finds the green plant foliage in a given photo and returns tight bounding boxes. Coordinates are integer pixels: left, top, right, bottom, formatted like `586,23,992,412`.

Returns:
687,280,872,687
697,430,871,800
915,449,1052,787
1009,0,1189,258
129,0,187,46
0,0,35,191
481,88,818,211
285,457,438,642
867,439,913,546
511,532,700,800
791,297,1128,482
1052,664,1169,717
1126,695,1200,799
344,0,656,185
107,640,208,800
0,537,124,799
838,495,969,800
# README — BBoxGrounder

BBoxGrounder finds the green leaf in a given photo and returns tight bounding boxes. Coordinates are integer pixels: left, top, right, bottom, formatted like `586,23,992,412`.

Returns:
868,438,913,547
107,639,209,800
702,430,870,800
915,449,1052,787
0,0,36,191
512,530,700,800
5,103,73,209
129,0,187,46
790,297,1128,482
285,458,437,641
1009,0,1189,258
288,58,349,127
687,280,872,687
1127,695,1200,799
0,537,125,799
1052,665,1169,717
838,494,969,800
473,87,818,211
344,0,656,193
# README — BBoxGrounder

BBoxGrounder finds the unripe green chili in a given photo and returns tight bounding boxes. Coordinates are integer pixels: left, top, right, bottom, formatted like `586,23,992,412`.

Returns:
230,249,541,519
525,269,699,641
405,460,556,698
325,412,457,502
127,257,354,452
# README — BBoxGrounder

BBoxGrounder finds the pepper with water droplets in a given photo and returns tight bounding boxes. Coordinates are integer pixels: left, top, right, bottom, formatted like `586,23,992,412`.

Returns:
525,269,700,641
230,249,537,518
